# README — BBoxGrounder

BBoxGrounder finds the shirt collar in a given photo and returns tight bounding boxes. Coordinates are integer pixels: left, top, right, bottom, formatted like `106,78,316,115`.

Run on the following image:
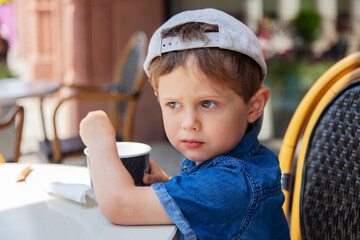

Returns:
227,123,260,159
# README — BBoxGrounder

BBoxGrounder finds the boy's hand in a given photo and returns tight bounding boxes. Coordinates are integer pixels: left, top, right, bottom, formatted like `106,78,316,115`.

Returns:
79,110,116,147
143,158,170,184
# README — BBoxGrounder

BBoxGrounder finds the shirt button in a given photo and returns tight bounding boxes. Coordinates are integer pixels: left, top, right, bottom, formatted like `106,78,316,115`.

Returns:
182,166,189,171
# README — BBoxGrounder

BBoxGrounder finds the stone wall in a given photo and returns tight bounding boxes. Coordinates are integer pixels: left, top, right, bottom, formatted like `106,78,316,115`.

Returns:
14,0,166,142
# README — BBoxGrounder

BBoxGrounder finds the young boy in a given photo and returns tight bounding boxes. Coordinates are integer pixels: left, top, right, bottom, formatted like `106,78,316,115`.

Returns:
79,8,290,240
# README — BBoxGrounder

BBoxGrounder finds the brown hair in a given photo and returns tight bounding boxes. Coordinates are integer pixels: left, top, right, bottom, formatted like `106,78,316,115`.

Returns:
149,22,262,102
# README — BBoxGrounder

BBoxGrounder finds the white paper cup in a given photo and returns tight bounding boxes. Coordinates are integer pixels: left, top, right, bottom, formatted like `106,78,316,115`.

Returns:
84,142,151,187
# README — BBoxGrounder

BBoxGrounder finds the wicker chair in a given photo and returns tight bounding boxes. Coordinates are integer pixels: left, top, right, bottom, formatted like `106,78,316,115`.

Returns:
40,31,148,163
279,51,360,239
0,105,24,162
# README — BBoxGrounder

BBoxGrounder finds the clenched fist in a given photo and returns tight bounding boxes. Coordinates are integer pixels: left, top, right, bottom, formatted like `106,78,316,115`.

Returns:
79,110,116,147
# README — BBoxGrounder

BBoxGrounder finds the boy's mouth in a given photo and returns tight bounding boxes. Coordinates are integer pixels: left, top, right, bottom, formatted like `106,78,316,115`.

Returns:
182,139,204,148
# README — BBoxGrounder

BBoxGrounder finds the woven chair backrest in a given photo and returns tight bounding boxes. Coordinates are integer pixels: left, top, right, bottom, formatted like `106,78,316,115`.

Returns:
116,41,143,94
0,105,24,162
300,79,360,239
115,32,146,120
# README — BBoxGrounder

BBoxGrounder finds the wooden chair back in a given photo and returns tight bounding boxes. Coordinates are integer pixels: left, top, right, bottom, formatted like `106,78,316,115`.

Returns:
48,31,148,163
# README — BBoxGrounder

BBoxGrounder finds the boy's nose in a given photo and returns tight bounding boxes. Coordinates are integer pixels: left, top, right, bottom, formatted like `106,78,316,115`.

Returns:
181,110,201,131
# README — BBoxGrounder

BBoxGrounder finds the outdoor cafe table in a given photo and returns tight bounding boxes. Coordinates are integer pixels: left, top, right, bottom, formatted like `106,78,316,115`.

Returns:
0,78,61,140
0,78,60,105
0,163,178,240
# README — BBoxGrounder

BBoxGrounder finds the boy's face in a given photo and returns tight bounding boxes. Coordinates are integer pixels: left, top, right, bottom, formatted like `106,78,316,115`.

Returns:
157,57,252,164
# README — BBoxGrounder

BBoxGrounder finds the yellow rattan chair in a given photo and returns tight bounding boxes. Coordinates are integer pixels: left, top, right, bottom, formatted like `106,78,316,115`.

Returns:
40,31,148,163
0,105,24,162
279,52,360,239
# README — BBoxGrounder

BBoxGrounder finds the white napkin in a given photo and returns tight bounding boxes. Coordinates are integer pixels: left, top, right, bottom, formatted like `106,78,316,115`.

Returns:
44,182,97,204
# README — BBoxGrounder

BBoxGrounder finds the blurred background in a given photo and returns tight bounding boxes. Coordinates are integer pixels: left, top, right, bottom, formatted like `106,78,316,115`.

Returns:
0,0,359,174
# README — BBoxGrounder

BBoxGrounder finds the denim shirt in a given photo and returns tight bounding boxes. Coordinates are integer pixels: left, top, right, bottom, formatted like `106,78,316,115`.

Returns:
152,127,290,240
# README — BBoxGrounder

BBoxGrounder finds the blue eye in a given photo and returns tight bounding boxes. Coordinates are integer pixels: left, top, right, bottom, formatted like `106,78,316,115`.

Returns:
201,100,216,109
169,102,181,109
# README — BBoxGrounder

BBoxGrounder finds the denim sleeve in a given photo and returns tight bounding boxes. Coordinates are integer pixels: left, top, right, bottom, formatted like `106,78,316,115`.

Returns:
152,161,253,240
152,183,197,240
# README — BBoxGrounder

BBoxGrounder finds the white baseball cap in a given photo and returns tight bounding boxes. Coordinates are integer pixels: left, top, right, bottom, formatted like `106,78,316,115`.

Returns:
143,8,267,82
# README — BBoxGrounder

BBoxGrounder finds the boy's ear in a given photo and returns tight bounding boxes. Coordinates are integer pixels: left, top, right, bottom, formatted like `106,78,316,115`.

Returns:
247,86,270,123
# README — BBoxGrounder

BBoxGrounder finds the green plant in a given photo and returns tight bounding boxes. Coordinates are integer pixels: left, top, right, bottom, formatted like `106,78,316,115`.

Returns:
292,4,321,43
0,64,16,79
267,58,335,89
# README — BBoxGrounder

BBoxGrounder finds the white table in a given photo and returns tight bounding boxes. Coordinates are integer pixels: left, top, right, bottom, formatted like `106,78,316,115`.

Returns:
0,163,178,240
0,78,61,140
0,78,60,105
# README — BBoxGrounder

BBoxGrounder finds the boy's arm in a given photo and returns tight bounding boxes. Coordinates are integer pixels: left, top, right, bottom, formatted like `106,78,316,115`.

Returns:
80,111,173,225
